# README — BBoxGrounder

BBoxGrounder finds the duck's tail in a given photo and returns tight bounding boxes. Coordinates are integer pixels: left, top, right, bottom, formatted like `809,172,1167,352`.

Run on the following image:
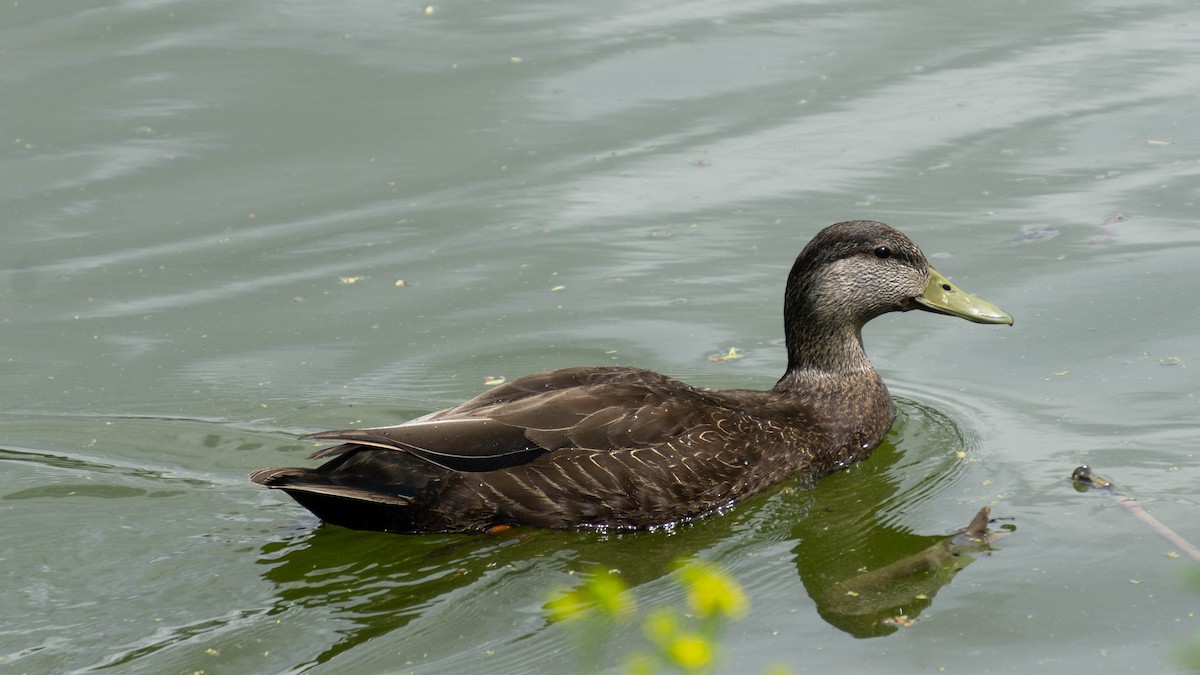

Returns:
250,446,445,533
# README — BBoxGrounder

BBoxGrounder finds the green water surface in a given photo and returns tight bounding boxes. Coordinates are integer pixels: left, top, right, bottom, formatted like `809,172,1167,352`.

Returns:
3,1,1199,673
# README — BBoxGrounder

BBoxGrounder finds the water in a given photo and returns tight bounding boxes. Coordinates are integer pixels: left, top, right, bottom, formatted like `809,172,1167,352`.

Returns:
4,1,1199,672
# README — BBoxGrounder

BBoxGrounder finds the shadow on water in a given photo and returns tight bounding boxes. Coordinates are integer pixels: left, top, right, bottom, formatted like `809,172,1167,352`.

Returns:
254,398,1012,666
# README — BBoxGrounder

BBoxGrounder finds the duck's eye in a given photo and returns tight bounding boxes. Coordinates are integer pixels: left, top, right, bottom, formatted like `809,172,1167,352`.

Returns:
873,246,892,259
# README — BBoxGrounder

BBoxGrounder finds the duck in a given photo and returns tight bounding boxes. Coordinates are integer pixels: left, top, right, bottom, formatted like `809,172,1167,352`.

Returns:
250,220,1012,533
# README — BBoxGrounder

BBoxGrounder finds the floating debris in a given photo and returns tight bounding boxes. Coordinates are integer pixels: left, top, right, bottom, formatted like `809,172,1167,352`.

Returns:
882,615,917,628
708,347,743,363
339,276,362,284
484,375,506,386
1072,465,1200,563
1012,226,1059,243
1091,212,1126,245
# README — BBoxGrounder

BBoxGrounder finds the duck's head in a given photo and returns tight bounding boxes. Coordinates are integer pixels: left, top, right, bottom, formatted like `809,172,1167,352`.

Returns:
782,220,1012,370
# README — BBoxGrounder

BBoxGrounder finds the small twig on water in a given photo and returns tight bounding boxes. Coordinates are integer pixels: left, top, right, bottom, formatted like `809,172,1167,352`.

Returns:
1072,465,1200,564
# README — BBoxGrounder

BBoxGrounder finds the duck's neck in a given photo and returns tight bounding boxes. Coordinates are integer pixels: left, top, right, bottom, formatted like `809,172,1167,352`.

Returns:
773,258,882,388
773,319,874,394
771,319,894,473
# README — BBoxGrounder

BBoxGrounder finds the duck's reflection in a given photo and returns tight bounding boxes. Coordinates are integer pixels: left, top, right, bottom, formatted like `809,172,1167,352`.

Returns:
788,398,1010,636
257,400,1009,665
799,503,1001,637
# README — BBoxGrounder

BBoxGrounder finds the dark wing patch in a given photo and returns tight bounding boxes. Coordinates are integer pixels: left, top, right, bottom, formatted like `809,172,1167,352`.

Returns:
464,368,720,452
302,418,545,472
300,366,735,475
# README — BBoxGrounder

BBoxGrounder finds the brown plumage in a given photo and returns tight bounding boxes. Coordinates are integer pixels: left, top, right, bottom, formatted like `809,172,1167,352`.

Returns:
250,221,1012,533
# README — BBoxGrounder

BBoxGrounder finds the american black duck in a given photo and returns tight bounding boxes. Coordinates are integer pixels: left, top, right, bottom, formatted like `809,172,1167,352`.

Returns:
251,220,1012,533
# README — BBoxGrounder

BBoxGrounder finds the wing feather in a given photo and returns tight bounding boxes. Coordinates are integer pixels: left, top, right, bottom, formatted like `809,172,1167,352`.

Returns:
300,366,733,475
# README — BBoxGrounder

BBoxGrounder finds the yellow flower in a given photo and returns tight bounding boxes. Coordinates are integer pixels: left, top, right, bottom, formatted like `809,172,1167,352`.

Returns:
588,574,635,621
680,562,748,620
546,587,589,622
643,608,681,644
546,573,634,623
669,633,712,670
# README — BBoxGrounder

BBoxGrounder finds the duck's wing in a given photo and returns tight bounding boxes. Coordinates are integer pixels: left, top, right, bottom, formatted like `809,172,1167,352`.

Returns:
302,418,543,472
303,366,722,472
